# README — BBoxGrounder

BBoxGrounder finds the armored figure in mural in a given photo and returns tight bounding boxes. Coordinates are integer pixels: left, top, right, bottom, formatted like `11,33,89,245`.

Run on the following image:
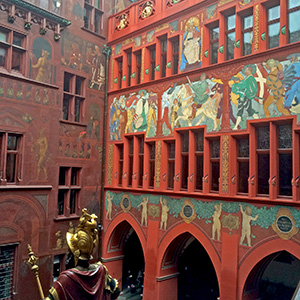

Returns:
28,209,120,300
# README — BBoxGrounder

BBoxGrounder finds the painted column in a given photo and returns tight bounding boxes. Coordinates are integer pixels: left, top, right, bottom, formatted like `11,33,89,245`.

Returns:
143,219,159,300
132,51,137,86
219,232,239,300
280,0,288,46
122,50,128,89
258,4,267,51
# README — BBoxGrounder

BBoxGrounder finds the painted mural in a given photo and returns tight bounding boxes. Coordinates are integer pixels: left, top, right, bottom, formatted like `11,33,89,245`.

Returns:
61,32,105,90
105,191,300,246
110,90,158,140
162,75,223,134
230,53,300,130
30,38,53,84
180,17,202,72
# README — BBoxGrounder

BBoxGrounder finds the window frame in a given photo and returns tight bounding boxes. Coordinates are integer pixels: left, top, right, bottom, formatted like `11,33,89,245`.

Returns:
0,132,23,185
0,26,26,74
62,72,85,124
57,166,81,217
84,0,104,35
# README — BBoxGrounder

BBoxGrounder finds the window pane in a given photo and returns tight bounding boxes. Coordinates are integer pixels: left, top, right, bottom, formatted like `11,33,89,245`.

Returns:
181,132,189,152
12,49,22,71
289,10,300,43
243,15,253,29
257,127,270,150
6,154,16,182
71,168,79,185
195,155,203,190
238,138,249,157
288,0,299,9
84,6,91,29
63,97,70,120
74,98,82,122
7,135,18,150
211,27,219,40
278,124,292,149
13,33,24,47
0,30,7,42
238,161,249,193
59,167,68,185
58,190,66,215
226,32,235,60
243,31,253,55
149,160,155,188
257,154,269,194
95,11,101,34
75,77,83,95
195,131,204,152
168,142,175,159
211,161,219,191
181,155,188,190
70,190,77,214
268,22,280,48
64,74,72,92
0,245,15,300
168,161,174,189
227,15,236,30
211,140,220,158
279,153,292,196
268,5,280,21
0,47,6,67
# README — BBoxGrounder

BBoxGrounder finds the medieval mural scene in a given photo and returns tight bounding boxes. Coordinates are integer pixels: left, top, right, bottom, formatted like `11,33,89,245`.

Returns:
1,0,300,299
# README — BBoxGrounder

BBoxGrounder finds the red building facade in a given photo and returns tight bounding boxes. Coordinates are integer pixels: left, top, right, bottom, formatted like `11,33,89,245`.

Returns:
104,0,300,299
0,0,112,299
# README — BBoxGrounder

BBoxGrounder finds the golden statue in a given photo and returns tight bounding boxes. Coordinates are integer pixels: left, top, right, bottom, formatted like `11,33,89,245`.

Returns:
28,209,120,300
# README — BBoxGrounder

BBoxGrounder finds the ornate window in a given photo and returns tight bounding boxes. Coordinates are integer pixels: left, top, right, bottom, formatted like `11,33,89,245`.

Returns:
256,126,270,195
288,0,300,43
84,0,104,34
167,141,175,189
138,135,144,187
195,130,204,191
210,139,220,192
225,13,236,60
135,50,142,84
0,132,23,184
267,4,280,49
58,167,81,216
62,72,85,123
171,36,179,75
0,27,26,74
277,124,293,196
180,131,189,190
237,137,249,193
209,23,219,64
242,13,253,56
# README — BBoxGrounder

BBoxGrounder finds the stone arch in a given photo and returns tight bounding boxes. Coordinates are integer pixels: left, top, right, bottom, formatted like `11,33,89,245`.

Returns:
238,238,300,300
157,222,221,280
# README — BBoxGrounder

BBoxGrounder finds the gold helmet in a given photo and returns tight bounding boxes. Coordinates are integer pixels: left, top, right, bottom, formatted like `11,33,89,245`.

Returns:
66,208,99,265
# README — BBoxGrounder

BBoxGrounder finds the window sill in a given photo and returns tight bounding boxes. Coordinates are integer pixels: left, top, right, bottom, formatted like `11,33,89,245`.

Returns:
0,184,52,189
0,68,59,89
59,119,87,127
81,27,106,40
54,215,80,221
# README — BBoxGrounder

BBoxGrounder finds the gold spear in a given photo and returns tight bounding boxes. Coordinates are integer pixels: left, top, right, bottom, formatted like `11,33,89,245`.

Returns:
27,244,45,300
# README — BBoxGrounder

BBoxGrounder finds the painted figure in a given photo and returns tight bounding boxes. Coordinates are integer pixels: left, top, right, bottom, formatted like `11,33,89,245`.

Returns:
134,90,149,131
32,49,50,83
161,90,173,133
160,197,169,230
240,204,258,247
36,130,48,180
263,59,290,118
180,17,201,71
231,65,259,130
212,203,222,241
90,46,105,90
106,192,113,220
137,197,148,226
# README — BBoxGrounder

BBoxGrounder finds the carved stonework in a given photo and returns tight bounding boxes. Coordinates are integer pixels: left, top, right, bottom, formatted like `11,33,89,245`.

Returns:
107,144,113,185
272,208,299,240
121,194,131,213
139,1,154,20
222,135,229,193
221,214,239,233
155,141,161,188
148,205,160,219
116,12,129,31
180,198,196,224
166,0,184,8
